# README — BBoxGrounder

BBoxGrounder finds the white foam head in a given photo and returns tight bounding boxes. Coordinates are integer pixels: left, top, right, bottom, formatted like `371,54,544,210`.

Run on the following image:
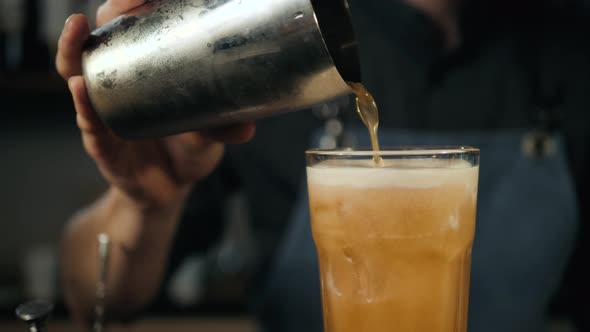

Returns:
307,159,478,189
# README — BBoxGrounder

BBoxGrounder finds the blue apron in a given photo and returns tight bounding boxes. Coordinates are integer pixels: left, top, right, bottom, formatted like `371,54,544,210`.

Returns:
254,127,579,332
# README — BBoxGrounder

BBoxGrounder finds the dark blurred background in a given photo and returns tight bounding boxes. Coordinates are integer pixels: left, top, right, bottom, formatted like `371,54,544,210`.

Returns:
0,0,102,315
0,1,257,330
0,1,585,331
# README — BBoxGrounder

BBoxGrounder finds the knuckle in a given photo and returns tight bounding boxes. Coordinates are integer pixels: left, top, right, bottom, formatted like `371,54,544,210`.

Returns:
96,3,109,26
55,61,66,78
56,59,72,80
76,113,93,133
83,133,108,163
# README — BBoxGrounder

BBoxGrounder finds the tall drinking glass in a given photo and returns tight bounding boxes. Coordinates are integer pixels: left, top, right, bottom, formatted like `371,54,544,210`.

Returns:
306,147,480,332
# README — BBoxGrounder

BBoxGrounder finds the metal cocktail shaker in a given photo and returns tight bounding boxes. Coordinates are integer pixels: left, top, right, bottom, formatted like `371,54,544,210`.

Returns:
82,0,359,139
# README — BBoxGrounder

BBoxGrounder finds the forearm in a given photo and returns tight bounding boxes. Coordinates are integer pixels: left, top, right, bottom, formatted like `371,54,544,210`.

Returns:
61,186,187,324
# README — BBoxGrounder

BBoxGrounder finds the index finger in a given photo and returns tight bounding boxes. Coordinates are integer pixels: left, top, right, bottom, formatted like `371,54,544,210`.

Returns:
56,14,90,80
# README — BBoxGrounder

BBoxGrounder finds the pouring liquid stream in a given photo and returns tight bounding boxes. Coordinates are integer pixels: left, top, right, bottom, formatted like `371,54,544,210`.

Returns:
348,82,384,167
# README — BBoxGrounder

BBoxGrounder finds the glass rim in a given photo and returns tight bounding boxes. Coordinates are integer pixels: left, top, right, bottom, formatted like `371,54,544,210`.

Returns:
306,146,479,157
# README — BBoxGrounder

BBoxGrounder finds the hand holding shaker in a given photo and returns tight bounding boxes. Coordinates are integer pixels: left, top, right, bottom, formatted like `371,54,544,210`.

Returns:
82,0,360,139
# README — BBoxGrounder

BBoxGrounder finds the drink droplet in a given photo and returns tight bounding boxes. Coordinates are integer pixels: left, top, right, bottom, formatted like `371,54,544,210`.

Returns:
207,43,212,47
348,82,384,167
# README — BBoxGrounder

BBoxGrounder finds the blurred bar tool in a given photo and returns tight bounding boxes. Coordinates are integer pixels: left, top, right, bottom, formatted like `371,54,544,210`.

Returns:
93,233,111,332
15,299,54,332
21,0,50,71
22,245,58,302
82,0,360,139
0,0,26,72
39,0,72,57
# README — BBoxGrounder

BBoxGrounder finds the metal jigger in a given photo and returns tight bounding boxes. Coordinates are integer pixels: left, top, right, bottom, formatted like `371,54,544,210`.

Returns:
15,300,54,332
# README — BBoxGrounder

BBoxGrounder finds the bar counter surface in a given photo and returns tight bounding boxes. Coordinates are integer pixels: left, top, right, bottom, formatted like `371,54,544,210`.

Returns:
1,318,257,332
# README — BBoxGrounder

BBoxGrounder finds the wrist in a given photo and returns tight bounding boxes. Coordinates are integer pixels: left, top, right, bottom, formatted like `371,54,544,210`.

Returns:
108,183,192,216
101,186,189,254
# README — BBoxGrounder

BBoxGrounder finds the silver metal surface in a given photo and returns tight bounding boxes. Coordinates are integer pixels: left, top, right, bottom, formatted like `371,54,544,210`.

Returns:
82,0,359,139
15,300,54,332
93,233,110,332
